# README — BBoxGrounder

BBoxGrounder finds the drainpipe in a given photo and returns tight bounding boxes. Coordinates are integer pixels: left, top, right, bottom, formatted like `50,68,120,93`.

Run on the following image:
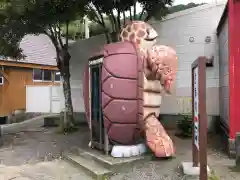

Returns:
84,16,90,39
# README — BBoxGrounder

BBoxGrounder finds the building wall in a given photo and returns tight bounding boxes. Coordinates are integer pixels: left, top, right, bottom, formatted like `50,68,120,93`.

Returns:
64,35,106,112
0,66,60,116
151,3,225,115
67,3,225,115
218,17,229,126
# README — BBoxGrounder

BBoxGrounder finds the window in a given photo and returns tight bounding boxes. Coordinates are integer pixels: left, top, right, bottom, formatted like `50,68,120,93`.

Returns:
0,56,7,60
33,69,53,82
33,69,42,81
43,70,52,81
54,71,61,82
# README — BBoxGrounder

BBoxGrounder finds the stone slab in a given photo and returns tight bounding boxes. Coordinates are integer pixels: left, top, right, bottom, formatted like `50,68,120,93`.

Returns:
181,162,210,176
64,153,113,179
76,146,149,167
44,116,60,127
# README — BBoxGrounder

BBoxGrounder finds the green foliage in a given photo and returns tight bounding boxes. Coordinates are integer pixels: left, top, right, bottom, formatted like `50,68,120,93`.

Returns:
168,2,206,14
154,2,205,19
138,0,172,21
85,0,173,42
0,0,88,127
62,2,206,40
61,19,84,40
0,0,87,58
177,114,192,137
208,170,220,180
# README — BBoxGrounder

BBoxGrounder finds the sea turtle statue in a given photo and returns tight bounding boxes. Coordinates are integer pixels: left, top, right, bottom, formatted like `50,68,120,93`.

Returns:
83,21,178,158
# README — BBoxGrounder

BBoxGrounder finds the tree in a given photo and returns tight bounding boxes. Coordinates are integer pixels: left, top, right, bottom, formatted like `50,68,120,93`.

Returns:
63,2,205,39
85,0,173,42
0,0,87,130
167,2,205,14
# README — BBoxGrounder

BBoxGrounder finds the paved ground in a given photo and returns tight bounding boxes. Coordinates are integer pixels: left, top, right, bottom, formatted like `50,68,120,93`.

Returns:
0,116,239,179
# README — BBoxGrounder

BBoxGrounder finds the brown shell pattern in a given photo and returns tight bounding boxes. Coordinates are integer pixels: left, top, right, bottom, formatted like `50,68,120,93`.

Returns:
147,45,178,93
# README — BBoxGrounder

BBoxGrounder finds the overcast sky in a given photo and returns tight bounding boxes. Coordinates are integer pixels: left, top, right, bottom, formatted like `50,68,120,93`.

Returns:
173,0,224,5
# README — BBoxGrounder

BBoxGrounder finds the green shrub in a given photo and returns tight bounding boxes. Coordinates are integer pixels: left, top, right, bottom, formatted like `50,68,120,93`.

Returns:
177,114,192,137
208,170,220,180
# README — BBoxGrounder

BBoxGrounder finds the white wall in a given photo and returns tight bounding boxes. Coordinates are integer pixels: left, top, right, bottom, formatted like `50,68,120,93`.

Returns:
26,85,62,113
62,35,106,112
65,3,226,115
151,3,226,115
218,17,229,126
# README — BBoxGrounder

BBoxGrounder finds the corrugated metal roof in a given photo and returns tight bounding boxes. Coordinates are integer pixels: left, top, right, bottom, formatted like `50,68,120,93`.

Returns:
19,34,57,66
0,34,76,66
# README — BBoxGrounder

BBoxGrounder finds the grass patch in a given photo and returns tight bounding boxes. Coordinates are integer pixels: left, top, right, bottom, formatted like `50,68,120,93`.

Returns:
208,170,220,180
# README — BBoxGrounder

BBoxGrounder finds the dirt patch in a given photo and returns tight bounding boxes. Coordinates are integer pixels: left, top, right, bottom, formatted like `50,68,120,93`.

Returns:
0,125,90,166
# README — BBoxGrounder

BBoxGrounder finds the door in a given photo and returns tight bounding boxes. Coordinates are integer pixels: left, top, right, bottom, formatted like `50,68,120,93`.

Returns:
89,58,104,148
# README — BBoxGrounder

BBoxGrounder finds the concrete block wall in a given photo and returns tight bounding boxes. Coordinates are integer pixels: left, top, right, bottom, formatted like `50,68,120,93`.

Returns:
60,35,106,112
151,3,226,115
65,3,226,117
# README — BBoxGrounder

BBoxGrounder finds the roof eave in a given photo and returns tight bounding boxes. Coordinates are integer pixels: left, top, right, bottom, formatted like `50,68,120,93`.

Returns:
217,2,228,36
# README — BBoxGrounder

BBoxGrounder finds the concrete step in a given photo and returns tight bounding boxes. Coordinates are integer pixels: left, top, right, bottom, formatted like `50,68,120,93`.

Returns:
64,146,151,174
64,152,113,180
77,148,149,172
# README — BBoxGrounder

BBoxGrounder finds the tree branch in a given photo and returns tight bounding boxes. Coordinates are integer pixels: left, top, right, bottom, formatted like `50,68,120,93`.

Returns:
47,25,59,51
87,4,104,26
117,8,121,30
133,0,137,20
56,23,64,48
95,4,106,29
139,7,145,20
123,11,126,25
110,10,117,32
65,20,69,48
129,7,132,20
45,26,61,67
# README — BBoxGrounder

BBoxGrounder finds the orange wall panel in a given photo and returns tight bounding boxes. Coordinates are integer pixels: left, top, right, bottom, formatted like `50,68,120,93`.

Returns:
0,66,60,116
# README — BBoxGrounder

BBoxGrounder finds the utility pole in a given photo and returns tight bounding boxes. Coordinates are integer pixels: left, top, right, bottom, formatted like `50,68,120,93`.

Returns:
84,16,90,39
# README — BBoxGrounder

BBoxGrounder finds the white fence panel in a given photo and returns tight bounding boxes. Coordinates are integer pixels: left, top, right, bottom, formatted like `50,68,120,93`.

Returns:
51,86,62,113
26,85,62,113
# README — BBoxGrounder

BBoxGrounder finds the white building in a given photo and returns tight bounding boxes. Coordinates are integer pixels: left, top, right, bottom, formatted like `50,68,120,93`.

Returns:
66,2,225,121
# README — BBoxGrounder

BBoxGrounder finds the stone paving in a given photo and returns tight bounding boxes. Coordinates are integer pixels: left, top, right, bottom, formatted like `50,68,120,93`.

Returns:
0,117,239,180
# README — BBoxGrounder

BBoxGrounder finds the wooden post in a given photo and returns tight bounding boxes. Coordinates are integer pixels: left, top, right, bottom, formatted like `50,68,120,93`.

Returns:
191,57,208,180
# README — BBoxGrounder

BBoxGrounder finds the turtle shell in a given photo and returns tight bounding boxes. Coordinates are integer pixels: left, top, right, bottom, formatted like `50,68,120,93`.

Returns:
102,41,143,145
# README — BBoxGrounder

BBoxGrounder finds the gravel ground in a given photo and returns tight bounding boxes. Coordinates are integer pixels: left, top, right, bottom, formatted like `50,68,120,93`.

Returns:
0,124,89,166
110,133,240,180
110,133,193,180
0,118,239,180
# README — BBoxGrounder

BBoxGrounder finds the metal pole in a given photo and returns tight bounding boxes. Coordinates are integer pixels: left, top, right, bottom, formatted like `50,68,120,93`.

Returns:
84,16,90,39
